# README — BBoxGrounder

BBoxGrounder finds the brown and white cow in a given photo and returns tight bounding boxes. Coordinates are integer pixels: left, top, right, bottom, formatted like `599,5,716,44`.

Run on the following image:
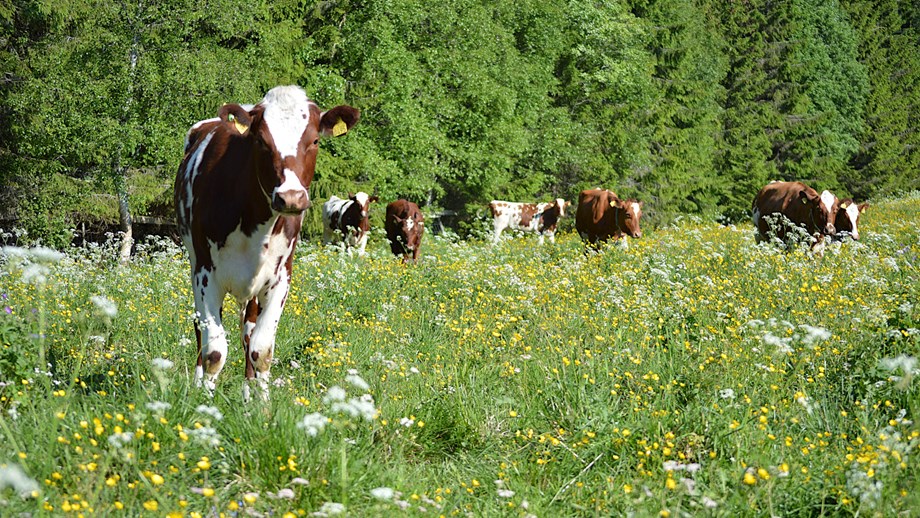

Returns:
322,192,379,256
833,198,868,241
575,188,643,248
752,181,838,247
385,199,425,263
174,85,359,400
488,198,569,245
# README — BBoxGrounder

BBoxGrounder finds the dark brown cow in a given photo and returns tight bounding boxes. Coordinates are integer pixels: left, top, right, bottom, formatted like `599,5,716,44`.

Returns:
174,85,359,400
385,199,425,263
752,181,838,247
833,198,869,241
575,188,643,248
321,192,379,256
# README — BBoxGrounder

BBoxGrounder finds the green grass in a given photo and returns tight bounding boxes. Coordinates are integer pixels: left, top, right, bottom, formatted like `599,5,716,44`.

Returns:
1,194,918,517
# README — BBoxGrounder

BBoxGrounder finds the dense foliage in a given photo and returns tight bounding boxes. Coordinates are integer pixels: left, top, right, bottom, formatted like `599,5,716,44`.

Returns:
0,194,918,515
1,0,918,243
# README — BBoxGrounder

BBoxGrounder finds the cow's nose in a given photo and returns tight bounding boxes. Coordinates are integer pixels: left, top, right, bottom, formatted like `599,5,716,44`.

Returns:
850,230,859,240
272,190,310,213
825,223,836,235
634,230,642,238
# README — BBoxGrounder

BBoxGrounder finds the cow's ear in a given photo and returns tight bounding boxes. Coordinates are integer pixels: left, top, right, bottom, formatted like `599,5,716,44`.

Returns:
369,196,380,203
798,190,813,204
565,201,571,207
218,104,252,135
859,202,869,212
319,106,361,137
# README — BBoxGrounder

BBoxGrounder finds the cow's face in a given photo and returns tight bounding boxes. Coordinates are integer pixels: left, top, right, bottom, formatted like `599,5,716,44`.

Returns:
219,86,359,215
799,189,838,236
555,198,570,218
349,192,379,219
835,199,868,240
615,199,643,238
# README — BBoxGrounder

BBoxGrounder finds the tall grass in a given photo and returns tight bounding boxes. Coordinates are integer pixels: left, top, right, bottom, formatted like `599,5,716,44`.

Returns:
0,194,918,516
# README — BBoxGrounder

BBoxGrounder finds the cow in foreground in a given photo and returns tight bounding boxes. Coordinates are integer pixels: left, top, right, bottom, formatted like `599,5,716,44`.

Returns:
575,188,643,249
488,199,569,244
174,85,359,400
752,181,838,249
385,200,425,263
834,199,868,241
322,192,379,255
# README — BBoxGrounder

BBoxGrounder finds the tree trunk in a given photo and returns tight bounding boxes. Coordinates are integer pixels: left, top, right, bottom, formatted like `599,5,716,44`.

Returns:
115,4,141,264
116,167,133,263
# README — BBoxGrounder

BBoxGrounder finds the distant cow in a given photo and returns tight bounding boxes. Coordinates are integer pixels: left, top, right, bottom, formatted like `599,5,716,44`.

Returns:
174,85,359,400
322,192,379,255
385,200,425,263
752,181,838,247
575,188,643,248
834,199,868,241
488,199,569,244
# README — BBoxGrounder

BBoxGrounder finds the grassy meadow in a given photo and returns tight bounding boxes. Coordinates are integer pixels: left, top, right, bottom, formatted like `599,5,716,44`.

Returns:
1,194,919,517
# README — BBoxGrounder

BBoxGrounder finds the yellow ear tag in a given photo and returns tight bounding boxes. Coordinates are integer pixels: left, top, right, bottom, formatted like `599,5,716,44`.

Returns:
332,118,348,137
840,202,849,209
227,113,248,134
610,200,616,207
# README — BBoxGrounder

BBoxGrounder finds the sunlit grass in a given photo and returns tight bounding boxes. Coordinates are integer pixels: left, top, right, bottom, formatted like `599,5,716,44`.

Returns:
0,194,918,516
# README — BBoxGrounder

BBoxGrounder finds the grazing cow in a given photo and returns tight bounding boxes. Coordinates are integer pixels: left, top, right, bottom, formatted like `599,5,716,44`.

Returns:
488,198,570,244
575,188,643,248
174,85,359,400
833,199,868,241
752,181,838,247
385,200,425,263
322,192,379,255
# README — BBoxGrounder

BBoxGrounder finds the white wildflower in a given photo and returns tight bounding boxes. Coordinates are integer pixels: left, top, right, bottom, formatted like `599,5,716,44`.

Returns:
298,413,328,437
0,464,39,497
90,295,118,318
313,501,346,516
323,386,347,405
145,401,171,414
497,489,515,498
799,324,831,345
188,426,221,447
345,370,370,391
274,488,295,499
399,417,415,427
152,358,174,370
196,404,224,421
108,432,134,448
719,388,735,400
370,486,395,501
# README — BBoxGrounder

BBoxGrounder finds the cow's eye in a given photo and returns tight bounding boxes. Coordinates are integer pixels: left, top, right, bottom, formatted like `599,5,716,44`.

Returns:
313,139,319,146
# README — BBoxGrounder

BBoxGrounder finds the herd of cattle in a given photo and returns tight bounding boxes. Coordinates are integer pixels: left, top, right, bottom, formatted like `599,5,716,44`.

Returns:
173,86,869,399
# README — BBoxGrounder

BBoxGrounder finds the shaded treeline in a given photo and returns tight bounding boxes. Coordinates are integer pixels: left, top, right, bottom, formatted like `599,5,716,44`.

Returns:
1,0,918,246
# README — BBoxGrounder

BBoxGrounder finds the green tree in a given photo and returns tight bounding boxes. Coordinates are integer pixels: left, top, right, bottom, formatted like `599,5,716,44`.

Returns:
841,0,920,198
5,0,305,252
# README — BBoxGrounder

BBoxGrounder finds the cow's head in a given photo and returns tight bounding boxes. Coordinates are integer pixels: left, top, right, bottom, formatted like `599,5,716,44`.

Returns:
835,199,868,240
798,189,838,236
612,197,643,238
393,209,424,247
348,192,379,219
555,198,571,218
218,86,359,215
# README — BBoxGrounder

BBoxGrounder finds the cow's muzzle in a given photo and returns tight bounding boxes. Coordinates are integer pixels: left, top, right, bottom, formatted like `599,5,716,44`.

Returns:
824,223,836,236
272,189,311,214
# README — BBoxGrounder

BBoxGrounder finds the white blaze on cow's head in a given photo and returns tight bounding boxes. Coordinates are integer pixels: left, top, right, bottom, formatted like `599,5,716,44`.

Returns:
217,86,360,215
835,199,868,240
612,197,643,239
555,198,570,218
349,192,379,219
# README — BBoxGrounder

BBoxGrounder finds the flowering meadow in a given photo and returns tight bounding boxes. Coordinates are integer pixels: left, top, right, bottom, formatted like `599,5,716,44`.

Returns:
1,194,918,517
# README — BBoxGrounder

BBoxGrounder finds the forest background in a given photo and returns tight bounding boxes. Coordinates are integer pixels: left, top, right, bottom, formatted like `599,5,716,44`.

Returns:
1,0,918,248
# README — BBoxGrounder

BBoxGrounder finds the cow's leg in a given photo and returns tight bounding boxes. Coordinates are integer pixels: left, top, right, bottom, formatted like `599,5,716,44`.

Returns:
356,231,369,256
492,223,503,245
240,298,260,403
192,267,228,394
248,276,290,402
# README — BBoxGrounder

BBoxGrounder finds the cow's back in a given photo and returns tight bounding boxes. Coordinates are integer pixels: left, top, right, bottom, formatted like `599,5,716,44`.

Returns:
575,189,615,241
753,181,814,235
